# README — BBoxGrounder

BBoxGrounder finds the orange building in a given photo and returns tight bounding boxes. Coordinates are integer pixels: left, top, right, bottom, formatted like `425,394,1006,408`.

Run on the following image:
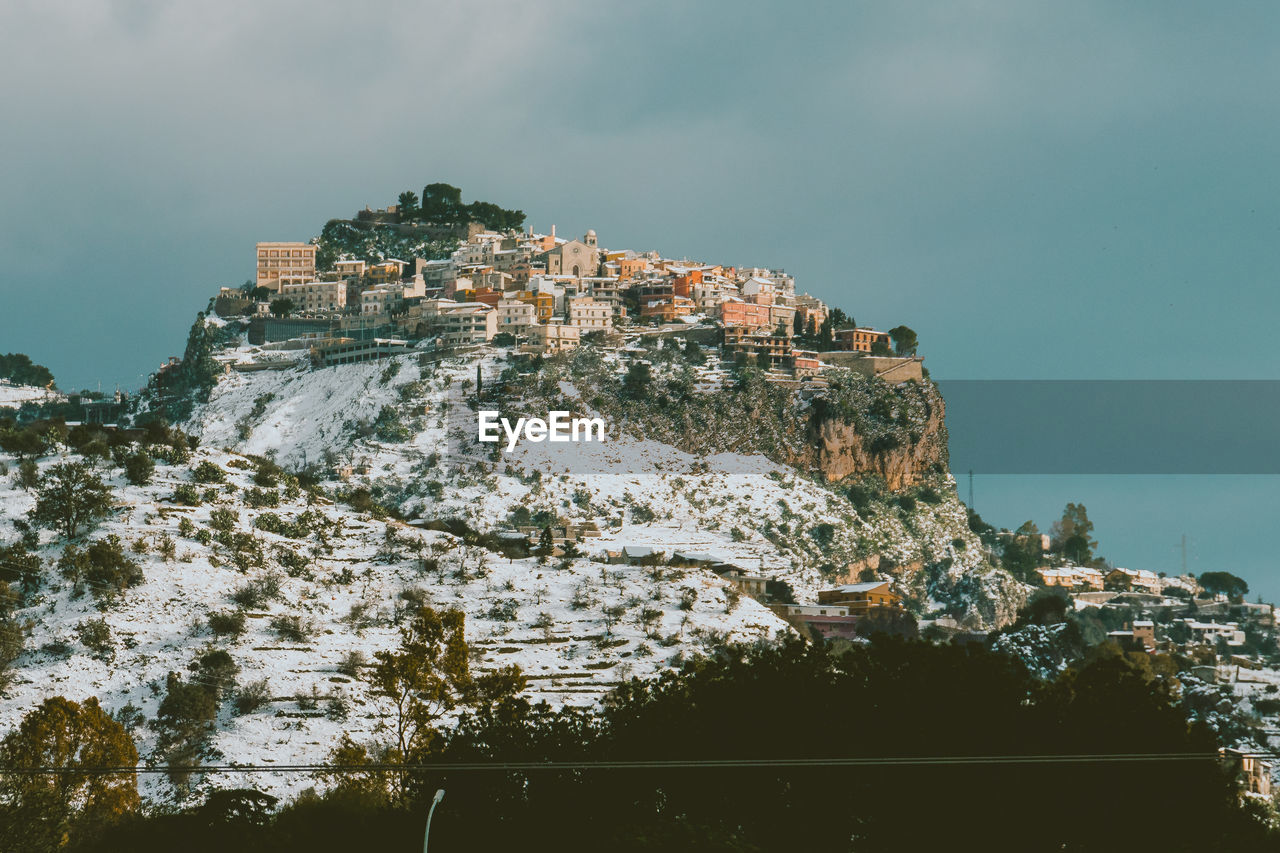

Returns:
671,266,705,297
516,290,555,322
640,296,695,322
617,257,649,280
466,287,503,308
720,300,773,330
834,327,890,353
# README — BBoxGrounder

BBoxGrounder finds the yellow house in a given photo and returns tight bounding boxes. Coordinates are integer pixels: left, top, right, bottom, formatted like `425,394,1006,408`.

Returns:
816,582,902,614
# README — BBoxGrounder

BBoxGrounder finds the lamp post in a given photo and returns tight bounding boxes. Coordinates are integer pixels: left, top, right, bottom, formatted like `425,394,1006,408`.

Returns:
423,788,445,853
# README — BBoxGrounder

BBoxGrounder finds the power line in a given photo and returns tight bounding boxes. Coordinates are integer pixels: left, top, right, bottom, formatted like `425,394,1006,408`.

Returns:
0,752,1239,775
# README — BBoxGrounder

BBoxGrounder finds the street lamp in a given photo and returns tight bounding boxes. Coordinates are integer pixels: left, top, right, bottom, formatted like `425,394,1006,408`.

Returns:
423,788,445,853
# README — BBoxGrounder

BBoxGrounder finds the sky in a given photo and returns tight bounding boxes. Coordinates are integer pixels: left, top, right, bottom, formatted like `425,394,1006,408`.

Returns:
2,1,1279,595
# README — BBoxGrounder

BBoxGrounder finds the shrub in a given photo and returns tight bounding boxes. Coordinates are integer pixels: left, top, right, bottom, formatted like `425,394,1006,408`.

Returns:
326,694,350,721
244,487,279,509
232,678,271,715
120,450,153,486
29,461,113,539
270,614,314,642
230,574,282,609
337,650,366,678
252,458,283,488
154,672,217,752
630,504,656,524
16,459,40,490
78,536,145,600
178,517,196,538
486,599,520,622
209,507,238,532
192,649,239,700
679,589,698,611
171,484,201,506
191,460,225,484
208,610,247,636
75,618,113,656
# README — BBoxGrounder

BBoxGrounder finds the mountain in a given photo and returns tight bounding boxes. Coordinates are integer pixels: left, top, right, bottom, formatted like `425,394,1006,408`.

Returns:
0,297,1026,807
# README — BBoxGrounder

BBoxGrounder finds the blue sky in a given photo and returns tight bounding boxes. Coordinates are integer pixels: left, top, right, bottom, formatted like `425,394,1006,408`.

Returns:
2,1,1278,594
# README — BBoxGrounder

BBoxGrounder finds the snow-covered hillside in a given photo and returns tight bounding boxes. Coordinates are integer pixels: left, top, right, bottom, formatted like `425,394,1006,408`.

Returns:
0,326,1027,805
0,445,787,804
0,380,63,410
185,336,1018,619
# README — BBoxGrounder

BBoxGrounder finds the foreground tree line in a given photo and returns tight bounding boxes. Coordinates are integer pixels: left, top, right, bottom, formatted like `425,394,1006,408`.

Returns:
2,606,1277,852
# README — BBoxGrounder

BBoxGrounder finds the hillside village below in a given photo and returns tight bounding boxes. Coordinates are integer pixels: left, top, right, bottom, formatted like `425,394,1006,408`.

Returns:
1,186,1279,813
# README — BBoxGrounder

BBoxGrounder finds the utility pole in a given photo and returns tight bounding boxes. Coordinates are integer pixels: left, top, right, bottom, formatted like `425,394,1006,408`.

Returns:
1179,534,1188,575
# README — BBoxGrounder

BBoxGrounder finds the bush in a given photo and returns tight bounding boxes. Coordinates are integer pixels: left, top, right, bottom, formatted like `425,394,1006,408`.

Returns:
120,450,154,486
230,574,281,609
76,618,113,656
154,672,217,752
252,458,283,488
16,459,40,490
337,650,367,678
244,487,279,509
29,461,113,538
208,610,247,636
192,649,240,700
171,484,201,506
67,536,144,600
270,614,314,642
191,460,225,484
209,507,239,532
233,678,271,715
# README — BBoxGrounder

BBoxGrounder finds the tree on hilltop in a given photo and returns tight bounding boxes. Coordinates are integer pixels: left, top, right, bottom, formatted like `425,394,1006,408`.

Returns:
397,190,419,221
888,325,918,356
1198,571,1249,600
1050,503,1098,565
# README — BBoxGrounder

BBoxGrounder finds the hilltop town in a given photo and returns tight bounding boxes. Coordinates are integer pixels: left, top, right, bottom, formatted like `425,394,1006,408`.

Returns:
211,186,920,381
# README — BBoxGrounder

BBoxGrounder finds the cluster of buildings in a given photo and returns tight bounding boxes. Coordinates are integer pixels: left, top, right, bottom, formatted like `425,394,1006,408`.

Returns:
1033,564,1273,657
232,224,914,374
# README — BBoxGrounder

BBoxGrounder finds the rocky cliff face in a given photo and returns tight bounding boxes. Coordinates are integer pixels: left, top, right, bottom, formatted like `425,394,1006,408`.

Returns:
803,384,947,491
787,374,948,491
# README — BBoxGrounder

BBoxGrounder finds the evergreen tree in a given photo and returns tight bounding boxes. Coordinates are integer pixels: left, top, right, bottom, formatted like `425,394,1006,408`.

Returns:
396,190,419,220
888,324,918,356
29,461,113,538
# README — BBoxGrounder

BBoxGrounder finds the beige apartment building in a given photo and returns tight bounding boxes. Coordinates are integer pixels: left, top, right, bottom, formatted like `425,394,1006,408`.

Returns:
257,242,317,291
530,322,580,353
280,280,347,313
439,304,497,347
497,299,536,333
568,296,613,331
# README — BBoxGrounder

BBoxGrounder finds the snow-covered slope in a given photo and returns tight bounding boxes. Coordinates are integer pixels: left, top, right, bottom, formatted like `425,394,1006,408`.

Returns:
0,379,63,409
185,338,1013,616
0,445,787,804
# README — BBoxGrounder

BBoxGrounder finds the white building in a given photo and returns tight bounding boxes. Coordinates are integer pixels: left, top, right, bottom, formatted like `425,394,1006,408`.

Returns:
529,323,579,353
497,299,536,333
279,280,347,313
438,304,497,347
567,296,613,332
